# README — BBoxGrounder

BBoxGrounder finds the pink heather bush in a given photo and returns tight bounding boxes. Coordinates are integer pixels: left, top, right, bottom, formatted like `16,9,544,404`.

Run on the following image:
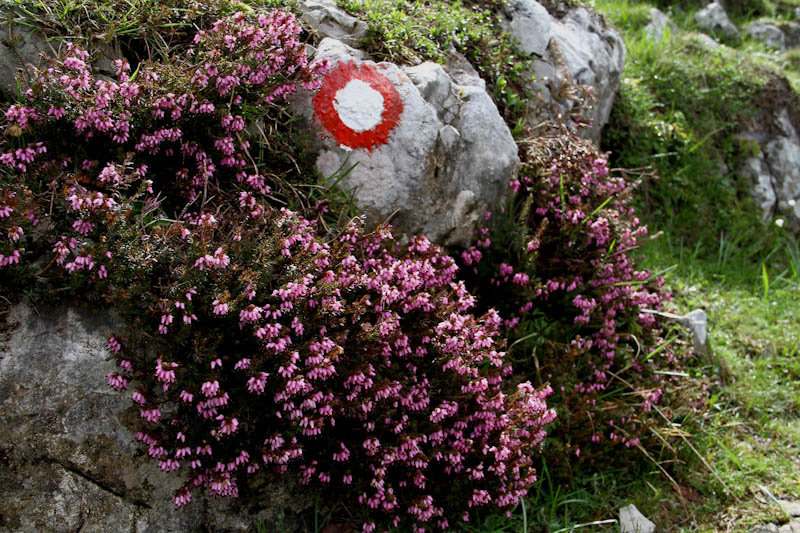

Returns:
459,133,693,466
110,214,556,530
0,10,556,529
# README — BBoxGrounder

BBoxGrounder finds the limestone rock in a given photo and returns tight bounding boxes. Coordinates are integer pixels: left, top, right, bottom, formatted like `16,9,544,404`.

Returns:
619,504,656,533
522,6,624,144
678,309,709,354
766,137,800,214
644,7,677,41
753,521,800,533
498,2,624,144
737,107,800,229
0,12,124,101
779,500,800,517
693,32,722,49
547,8,625,143
294,38,518,247
746,22,786,50
443,48,486,90
297,0,368,47
0,21,50,99
752,525,780,533
740,154,778,217
0,303,312,532
502,0,552,57
780,21,800,48
695,2,739,39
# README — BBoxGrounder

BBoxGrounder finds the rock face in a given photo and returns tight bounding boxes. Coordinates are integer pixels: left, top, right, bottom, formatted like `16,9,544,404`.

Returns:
779,500,800,517
0,21,50,99
644,7,677,41
295,38,519,247
746,22,787,50
502,0,552,57
741,155,778,215
544,7,625,143
505,2,625,144
0,13,123,101
289,0,627,243
694,2,739,39
781,21,800,48
744,20,800,50
0,303,311,532
297,0,368,47
738,107,800,228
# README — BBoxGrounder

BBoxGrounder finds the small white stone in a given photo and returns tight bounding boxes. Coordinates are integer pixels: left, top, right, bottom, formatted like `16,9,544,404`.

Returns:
619,504,656,533
333,78,384,132
778,500,800,517
679,309,708,347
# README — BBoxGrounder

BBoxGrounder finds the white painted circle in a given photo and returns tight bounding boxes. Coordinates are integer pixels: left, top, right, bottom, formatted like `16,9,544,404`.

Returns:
333,79,385,132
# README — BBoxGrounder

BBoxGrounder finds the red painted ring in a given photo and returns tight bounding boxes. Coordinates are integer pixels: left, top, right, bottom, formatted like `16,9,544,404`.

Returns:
312,61,403,151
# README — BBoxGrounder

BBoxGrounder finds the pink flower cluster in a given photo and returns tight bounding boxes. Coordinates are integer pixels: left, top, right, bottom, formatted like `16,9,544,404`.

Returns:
0,11,328,285
102,213,555,530
459,133,686,459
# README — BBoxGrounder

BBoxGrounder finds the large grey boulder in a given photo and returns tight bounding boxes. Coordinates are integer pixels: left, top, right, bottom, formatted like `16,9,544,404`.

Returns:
0,303,312,532
779,21,800,49
644,7,678,41
545,8,625,143
443,47,487,90
502,0,552,57
738,107,800,228
746,22,786,50
0,21,50,99
295,38,519,247
515,5,624,144
694,2,739,39
297,0,368,47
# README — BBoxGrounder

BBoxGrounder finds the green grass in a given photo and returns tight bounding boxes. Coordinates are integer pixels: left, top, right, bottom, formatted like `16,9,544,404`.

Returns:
587,4,800,525
597,0,800,272
467,233,800,532
532,1,800,531
630,235,800,531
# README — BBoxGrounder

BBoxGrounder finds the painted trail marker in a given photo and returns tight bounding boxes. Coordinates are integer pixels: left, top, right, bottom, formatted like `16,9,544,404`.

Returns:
313,61,403,151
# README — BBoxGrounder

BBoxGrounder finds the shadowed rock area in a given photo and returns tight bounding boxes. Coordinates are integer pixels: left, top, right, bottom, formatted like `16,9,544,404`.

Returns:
0,303,313,533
